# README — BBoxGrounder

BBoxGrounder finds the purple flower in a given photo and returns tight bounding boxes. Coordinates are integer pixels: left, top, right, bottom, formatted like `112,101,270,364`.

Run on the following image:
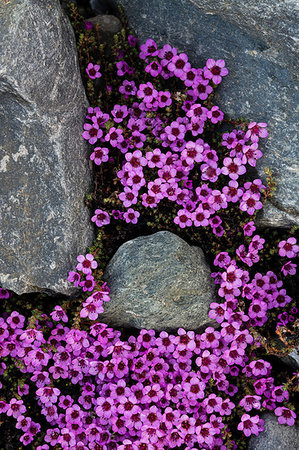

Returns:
111,104,129,123
181,142,203,165
146,148,164,168
76,253,98,275
222,157,246,180
36,386,60,404
248,300,267,320
0,288,10,299
86,63,102,79
17,384,29,397
116,60,129,76
119,80,137,97
137,82,158,103
192,206,210,227
58,429,76,447
82,122,102,145
222,180,244,203
105,126,124,147
125,150,147,168
278,237,299,258
123,208,140,224
243,221,256,236
128,34,137,46
7,398,26,418
222,130,237,149
204,59,228,84
79,274,95,292
240,192,263,215
281,261,297,276
174,209,193,228
214,252,231,268
112,209,124,220
127,167,146,190
90,146,109,166
243,142,263,166
187,103,208,121
145,60,162,77
158,44,178,64
139,38,158,60
20,433,34,446
7,311,25,329
119,187,138,208
196,423,216,446
192,81,213,101
237,414,263,437
67,271,81,287
249,235,265,252
168,53,189,79
221,264,244,289
275,407,296,426
245,122,268,142
44,428,60,446
272,386,289,403
157,91,172,108
50,306,68,323
272,288,292,308
16,415,31,432
207,106,224,124
249,359,271,377
91,209,110,227
208,190,227,211
200,161,221,183
85,21,93,30
184,67,199,87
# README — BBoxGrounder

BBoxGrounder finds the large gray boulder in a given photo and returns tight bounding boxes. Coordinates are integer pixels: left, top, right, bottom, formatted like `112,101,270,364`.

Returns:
0,0,94,295
109,0,299,227
101,231,215,331
248,413,299,450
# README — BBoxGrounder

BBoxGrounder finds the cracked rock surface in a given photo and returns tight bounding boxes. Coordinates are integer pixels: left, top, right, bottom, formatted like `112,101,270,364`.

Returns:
109,0,299,227
0,0,94,295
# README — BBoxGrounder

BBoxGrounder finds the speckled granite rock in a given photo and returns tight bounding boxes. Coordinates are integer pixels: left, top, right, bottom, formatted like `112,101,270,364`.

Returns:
101,231,215,331
248,413,299,450
0,0,94,295
109,0,299,227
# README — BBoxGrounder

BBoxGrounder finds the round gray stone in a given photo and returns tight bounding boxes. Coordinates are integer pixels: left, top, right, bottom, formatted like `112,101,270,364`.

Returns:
101,231,216,331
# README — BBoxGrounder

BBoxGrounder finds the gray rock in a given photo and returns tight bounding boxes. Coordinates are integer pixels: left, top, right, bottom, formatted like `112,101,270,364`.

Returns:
90,0,112,15
101,231,215,331
109,0,299,227
281,347,299,370
0,0,94,295
248,413,299,450
85,15,122,44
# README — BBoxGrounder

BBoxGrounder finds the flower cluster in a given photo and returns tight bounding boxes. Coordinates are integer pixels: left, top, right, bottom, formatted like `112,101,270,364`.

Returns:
82,37,268,234
0,306,296,448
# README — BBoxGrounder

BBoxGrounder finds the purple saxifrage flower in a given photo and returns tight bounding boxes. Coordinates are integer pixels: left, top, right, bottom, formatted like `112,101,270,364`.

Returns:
278,237,299,258
76,254,98,275
91,209,110,227
204,59,228,84
275,407,296,426
86,63,102,79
